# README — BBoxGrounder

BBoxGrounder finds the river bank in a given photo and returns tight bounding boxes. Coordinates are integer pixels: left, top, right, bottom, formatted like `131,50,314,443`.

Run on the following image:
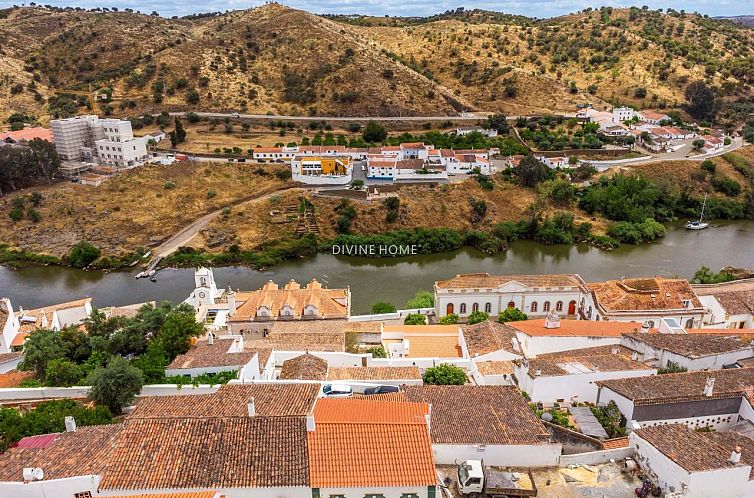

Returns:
3,220,753,314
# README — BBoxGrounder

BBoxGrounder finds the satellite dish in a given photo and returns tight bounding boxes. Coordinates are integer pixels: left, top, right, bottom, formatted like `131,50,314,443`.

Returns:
541,412,553,422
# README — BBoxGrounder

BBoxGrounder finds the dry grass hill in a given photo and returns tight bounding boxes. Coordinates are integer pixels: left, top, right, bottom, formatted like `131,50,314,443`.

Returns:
1,4,752,125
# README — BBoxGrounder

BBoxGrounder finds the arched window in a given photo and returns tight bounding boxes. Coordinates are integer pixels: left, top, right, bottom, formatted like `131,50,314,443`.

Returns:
543,302,551,312
485,303,492,313
507,301,515,309
530,302,538,313
460,303,467,314
556,301,563,312
568,300,577,315
446,303,454,315
587,306,593,319
472,303,480,313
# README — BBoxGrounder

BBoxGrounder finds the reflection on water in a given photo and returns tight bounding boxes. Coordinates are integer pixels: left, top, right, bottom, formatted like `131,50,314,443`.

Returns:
2,221,753,314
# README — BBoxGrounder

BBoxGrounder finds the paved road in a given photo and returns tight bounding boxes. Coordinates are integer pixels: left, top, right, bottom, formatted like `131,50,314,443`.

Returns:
169,111,487,122
153,187,302,260
592,136,743,169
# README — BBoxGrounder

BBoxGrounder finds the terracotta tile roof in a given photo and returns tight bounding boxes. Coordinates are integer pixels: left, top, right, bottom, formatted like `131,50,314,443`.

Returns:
640,110,668,120
0,351,22,364
16,297,92,331
0,424,122,482
436,273,586,290
510,319,647,337
462,320,522,357
10,332,28,347
400,142,426,148
525,345,651,377
167,337,267,370
269,319,381,334
229,279,348,322
0,369,34,387
635,424,754,476
390,335,463,358
100,417,309,490
601,437,629,450
307,398,435,487
475,360,515,376
403,385,551,445
327,366,421,381
597,367,754,405
130,384,319,419
0,127,53,143
106,493,221,498
279,353,328,380
693,279,754,316
384,324,459,335
246,331,345,352
588,278,702,313
623,333,753,359
253,147,284,153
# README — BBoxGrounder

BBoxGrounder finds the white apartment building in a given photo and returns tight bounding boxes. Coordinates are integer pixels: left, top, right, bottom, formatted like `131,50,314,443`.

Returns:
693,279,754,329
434,273,588,320
613,106,636,122
51,115,147,168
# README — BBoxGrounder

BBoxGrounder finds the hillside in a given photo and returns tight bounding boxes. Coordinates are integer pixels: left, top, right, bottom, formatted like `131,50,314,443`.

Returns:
1,5,753,124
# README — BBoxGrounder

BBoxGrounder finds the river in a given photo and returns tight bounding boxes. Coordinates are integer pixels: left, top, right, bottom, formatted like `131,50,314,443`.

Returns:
2,221,753,315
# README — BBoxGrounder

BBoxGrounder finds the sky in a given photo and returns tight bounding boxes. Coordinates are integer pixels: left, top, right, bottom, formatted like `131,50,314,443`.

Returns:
1,0,749,19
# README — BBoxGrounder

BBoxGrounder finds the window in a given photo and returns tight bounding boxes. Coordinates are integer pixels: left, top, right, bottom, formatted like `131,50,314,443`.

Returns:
312,489,321,498
74,493,93,498
543,302,551,312
365,494,385,498
460,303,467,314
401,494,419,498
485,303,492,313
530,302,538,313
507,301,515,309
428,486,436,498
472,303,479,312
556,301,563,312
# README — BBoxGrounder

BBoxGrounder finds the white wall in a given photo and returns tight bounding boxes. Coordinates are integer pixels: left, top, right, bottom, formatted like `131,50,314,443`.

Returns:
0,356,21,373
316,485,429,498
0,475,99,498
516,334,620,356
520,368,656,404
432,443,561,467
435,287,581,320
631,432,751,498
596,387,635,421
559,447,634,466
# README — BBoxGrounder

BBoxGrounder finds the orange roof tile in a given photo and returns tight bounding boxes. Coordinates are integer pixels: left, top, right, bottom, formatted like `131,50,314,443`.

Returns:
602,437,629,450
230,279,348,322
0,127,53,143
106,493,221,498
588,277,702,313
0,370,34,388
307,398,435,487
509,319,649,337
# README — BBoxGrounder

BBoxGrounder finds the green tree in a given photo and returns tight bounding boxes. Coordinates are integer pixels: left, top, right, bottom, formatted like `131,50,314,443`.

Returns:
486,114,509,134
87,356,144,414
153,304,204,361
169,117,187,148
700,160,716,174
19,329,67,379
684,80,718,121
422,364,467,385
44,359,83,387
691,266,737,284
371,301,397,314
440,313,459,324
499,307,528,322
67,241,101,268
404,313,427,325
515,155,553,187
363,120,387,142
405,290,434,309
367,345,387,358
467,310,489,324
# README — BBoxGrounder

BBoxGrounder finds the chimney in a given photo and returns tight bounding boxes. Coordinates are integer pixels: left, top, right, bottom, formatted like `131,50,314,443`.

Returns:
306,412,316,432
511,337,520,352
641,321,651,334
535,368,542,377
730,446,742,464
631,351,639,361
425,403,432,434
207,332,214,345
247,397,256,417
228,288,236,317
704,377,715,397
64,416,76,433
544,311,560,329
611,346,619,354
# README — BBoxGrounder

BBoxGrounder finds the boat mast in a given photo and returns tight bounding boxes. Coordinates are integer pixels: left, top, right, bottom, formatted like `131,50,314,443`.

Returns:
700,193,707,222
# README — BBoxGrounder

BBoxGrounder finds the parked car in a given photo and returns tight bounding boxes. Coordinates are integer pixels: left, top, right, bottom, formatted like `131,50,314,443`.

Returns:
322,384,352,397
363,385,400,395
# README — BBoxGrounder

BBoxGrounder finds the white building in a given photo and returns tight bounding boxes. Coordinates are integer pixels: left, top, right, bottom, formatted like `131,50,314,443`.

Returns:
456,126,498,137
584,277,706,327
536,155,569,169
13,298,94,349
0,298,20,353
597,368,754,431
434,273,588,320
515,344,656,404
638,110,671,125
51,114,147,167
404,385,562,467
693,279,754,329
630,424,754,498
613,106,636,123
290,155,353,185
621,332,754,371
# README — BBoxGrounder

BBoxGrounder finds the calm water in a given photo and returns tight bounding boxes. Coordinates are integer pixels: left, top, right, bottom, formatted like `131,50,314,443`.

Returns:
2,221,753,315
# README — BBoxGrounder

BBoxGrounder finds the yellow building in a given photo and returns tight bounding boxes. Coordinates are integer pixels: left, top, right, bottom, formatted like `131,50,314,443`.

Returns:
298,156,350,176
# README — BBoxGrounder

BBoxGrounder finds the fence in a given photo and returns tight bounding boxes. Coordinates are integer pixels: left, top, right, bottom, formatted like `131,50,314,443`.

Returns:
559,447,634,466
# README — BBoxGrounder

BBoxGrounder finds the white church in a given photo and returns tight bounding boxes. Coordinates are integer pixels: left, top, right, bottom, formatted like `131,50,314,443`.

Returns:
184,267,231,331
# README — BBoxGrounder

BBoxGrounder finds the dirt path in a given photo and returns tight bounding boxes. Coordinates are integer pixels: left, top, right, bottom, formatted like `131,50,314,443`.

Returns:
153,186,304,259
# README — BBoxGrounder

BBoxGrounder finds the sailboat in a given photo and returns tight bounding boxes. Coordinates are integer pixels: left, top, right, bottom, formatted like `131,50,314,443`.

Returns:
685,193,710,230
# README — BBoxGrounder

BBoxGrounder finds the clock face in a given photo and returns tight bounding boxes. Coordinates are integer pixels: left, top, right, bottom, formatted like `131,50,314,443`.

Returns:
198,291,206,298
